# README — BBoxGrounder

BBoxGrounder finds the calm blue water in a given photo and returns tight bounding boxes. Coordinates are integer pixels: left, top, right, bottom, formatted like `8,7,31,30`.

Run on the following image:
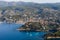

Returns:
0,23,46,40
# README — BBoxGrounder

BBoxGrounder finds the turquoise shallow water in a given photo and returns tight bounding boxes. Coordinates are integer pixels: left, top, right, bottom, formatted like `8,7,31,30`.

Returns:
0,23,46,40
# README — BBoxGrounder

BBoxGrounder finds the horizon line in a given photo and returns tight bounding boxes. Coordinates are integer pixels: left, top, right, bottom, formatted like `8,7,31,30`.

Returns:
0,1,60,4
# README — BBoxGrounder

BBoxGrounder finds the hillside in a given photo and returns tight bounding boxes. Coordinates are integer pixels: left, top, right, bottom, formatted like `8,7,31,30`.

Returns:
0,1,60,26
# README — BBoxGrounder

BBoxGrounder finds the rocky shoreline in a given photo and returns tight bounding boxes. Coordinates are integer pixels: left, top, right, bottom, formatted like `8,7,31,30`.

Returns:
17,22,60,40
44,30,60,40
45,35,60,39
17,22,45,32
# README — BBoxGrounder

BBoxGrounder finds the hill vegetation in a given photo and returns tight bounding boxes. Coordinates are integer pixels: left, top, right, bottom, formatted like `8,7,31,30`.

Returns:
0,1,60,30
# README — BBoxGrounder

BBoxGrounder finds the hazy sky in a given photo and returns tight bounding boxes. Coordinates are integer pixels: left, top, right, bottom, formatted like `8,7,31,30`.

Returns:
0,0,60,3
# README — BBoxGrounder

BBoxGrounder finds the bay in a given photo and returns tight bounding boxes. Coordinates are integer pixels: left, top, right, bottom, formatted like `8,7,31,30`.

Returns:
0,23,46,40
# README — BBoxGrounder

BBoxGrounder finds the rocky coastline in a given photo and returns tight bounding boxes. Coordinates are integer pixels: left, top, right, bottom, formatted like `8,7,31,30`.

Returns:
17,22,45,32
44,30,60,40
